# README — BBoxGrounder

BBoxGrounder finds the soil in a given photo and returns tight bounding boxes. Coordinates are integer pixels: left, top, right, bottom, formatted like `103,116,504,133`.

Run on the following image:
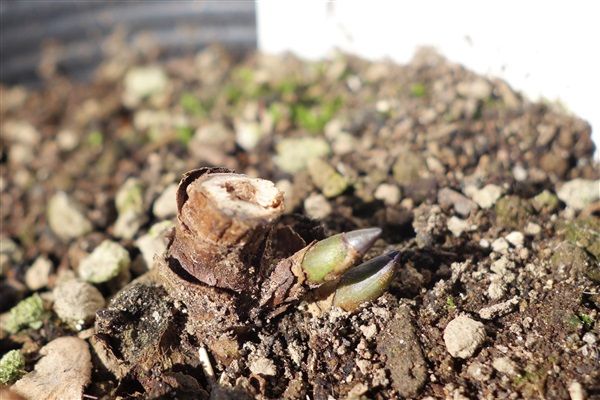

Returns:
1,43,599,399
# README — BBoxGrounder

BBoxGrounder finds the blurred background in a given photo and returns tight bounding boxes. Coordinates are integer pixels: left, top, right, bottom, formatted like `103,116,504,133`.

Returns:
1,0,598,151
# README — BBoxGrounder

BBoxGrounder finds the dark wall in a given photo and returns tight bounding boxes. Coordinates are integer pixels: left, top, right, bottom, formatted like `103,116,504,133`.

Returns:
0,0,257,85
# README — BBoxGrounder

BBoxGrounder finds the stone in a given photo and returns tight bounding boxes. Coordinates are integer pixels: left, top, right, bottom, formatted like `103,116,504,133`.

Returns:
152,183,178,219
456,79,492,100
568,381,586,400
274,137,330,173
135,221,174,269
304,193,332,220
53,279,105,327
438,187,477,216
249,356,276,376
123,66,167,106
557,179,600,210
392,151,427,185
505,231,524,247
374,183,401,206
24,257,52,291
465,184,503,209
235,120,265,151
443,315,486,359
478,296,519,320
495,195,533,229
466,361,491,382
308,159,349,198
492,357,519,376
11,337,92,400
524,222,541,236
376,305,427,397
531,190,559,213
447,216,470,237
47,192,93,241
491,238,509,253
114,178,146,240
78,240,131,284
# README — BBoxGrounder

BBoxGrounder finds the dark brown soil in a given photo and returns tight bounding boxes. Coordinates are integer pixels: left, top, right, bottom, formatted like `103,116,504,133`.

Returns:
1,44,598,399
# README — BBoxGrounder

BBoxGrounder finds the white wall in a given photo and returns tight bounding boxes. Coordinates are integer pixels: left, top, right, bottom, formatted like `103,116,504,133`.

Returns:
257,0,600,156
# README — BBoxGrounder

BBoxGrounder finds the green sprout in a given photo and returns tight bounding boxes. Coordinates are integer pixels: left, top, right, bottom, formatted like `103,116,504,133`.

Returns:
446,296,457,311
180,92,206,117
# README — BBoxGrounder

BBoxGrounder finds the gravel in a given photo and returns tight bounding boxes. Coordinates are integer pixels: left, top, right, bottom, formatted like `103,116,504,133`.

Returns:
78,240,131,284
443,315,487,359
53,279,105,327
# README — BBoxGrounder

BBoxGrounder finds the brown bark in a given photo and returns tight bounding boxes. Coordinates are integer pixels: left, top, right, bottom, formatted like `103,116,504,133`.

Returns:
168,167,284,292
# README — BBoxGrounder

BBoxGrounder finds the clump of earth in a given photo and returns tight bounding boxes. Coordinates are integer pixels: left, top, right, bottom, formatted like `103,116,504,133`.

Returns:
0,43,598,400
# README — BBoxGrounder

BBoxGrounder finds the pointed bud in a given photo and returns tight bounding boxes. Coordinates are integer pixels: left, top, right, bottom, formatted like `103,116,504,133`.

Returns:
332,251,399,311
301,228,382,283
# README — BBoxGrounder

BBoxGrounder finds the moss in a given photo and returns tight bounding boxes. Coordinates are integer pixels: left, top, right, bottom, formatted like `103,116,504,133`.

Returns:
86,130,104,148
531,190,559,213
446,296,456,311
0,349,25,385
176,126,194,147
495,195,533,229
563,217,600,261
179,92,206,117
4,294,45,334
410,83,427,98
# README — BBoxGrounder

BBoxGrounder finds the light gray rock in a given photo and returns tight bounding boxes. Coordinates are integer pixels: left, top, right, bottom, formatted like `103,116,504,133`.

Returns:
465,184,504,209
78,240,130,284
557,179,600,210
374,183,401,206
505,231,525,247
444,315,486,358
123,66,167,106
274,137,330,173
47,192,93,241
135,221,174,269
492,357,519,376
152,184,178,219
447,216,470,237
114,178,146,240
53,279,105,327
25,257,52,290
438,187,477,216
304,193,332,220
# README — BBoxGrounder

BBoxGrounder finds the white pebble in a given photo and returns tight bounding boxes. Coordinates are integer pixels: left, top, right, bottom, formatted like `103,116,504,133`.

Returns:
443,315,486,359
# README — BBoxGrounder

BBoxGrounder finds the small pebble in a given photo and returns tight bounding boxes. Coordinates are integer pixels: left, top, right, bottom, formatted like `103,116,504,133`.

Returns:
491,238,509,253
437,187,477,216
114,178,146,239
304,193,332,220
465,184,503,209
492,357,519,376
47,192,93,241
24,257,52,290
78,240,131,284
568,381,587,400
443,315,486,359
374,183,401,206
152,183,178,219
557,179,600,210
505,231,524,247
53,279,105,327
524,222,541,236
447,216,470,237
135,221,174,269
274,137,330,173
